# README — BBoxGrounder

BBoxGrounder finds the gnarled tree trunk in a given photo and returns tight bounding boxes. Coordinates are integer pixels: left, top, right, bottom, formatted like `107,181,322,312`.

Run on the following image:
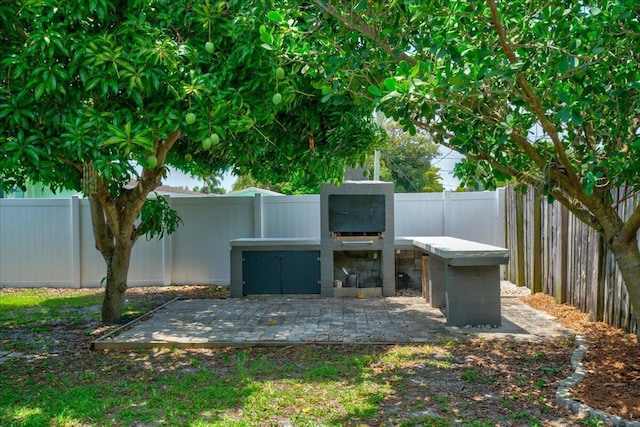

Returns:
101,240,134,324
89,189,142,325
609,237,640,333
86,131,180,324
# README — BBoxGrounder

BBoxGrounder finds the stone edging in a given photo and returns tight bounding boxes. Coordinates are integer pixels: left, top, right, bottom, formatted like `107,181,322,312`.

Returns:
90,297,181,350
0,351,36,366
556,335,640,427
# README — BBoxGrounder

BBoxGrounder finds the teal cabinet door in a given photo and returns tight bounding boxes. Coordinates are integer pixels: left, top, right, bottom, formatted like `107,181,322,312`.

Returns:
242,251,320,295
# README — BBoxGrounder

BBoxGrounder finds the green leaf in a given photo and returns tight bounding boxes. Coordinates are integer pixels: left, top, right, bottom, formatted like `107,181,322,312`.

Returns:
138,195,183,241
267,11,282,23
557,108,571,123
583,173,595,196
448,74,465,86
383,78,396,91
571,111,583,126
380,91,402,103
558,57,569,75
354,0,368,13
367,85,382,96
398,60,410,76
34,83,45,100
259,25,273,45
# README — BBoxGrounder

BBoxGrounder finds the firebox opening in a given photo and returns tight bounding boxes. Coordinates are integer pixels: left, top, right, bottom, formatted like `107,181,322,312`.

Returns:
332,231,382,241
333,250,382,289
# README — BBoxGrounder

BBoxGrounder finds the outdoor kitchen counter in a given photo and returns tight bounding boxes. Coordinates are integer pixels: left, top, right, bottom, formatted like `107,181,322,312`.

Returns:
230,237,508,326
395,236,509,266
230,238,321,247
396,236,509,327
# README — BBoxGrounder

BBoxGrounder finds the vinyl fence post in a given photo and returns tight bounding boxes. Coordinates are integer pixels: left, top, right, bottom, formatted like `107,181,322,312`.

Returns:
443,191,452,236
254,193,263,238
70,196,81,288
163,195,173,286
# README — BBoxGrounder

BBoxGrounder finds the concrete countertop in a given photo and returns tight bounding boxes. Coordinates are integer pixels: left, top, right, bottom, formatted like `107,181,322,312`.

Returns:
396,236,509,265
230,236,508,265
230,238,321,247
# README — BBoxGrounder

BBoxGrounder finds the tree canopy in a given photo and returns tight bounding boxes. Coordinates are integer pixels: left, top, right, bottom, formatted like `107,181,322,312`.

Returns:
0,0,380,322
269,0,640,326
0,0,378,193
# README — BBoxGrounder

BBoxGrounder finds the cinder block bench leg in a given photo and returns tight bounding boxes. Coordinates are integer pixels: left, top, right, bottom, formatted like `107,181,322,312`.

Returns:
428,256,447,309
230,247,243,298
445,265,501,327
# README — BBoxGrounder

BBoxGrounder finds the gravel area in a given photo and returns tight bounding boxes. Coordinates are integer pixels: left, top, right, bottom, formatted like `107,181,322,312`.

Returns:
501,280,532,297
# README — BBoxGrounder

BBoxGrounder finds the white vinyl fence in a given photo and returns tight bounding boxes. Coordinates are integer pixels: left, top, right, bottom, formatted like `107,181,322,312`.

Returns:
0,189,505,288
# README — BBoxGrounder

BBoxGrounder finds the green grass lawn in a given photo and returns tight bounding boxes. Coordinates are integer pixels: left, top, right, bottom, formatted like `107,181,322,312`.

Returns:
0,289,104,327
0,289,580,426
1,345,457,427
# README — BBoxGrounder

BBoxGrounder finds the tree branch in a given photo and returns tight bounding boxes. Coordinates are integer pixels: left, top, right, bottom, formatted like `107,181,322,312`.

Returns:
486,0,583,192
125,130,182,241
619,203,640,243
88,193,114,263
313,0,415,65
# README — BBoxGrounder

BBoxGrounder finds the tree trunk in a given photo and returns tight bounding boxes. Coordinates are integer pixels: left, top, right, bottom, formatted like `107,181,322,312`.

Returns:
609,238,640,335
101,242,134,324
85,131,180,324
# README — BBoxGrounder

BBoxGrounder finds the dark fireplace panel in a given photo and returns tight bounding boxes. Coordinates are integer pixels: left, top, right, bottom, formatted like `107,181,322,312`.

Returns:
328,194,386,232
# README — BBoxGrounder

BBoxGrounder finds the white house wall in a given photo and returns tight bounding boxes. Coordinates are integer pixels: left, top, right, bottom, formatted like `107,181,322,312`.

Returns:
0,191,505,288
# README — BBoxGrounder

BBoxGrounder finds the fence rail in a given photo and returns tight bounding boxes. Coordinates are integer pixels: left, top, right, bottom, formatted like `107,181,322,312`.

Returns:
505,186,637,333
0,190,505,289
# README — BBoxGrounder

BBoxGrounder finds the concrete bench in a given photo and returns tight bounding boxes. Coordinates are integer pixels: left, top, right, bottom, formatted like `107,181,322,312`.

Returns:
397,236,509,327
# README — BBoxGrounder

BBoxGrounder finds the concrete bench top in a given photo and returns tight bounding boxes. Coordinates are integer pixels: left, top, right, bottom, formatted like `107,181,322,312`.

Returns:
230,237,509,266
396,236,509,266
230,238,321,247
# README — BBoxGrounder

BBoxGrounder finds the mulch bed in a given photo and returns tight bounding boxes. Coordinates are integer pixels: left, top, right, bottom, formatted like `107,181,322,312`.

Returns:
524,293,640,421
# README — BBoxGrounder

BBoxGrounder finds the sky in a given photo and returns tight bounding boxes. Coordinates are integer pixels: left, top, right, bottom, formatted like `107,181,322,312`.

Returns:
162,146,464,192
162,168,236,191
433,146,464,191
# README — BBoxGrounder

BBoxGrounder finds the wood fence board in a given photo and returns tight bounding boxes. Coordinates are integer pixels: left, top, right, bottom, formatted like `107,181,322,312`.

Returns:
505,185,637,334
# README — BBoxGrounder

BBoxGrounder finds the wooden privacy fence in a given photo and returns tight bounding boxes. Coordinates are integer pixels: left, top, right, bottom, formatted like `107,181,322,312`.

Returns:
506,185,637,333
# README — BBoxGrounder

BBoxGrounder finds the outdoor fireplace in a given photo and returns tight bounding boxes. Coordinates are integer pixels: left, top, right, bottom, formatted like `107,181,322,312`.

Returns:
320,181,395,296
